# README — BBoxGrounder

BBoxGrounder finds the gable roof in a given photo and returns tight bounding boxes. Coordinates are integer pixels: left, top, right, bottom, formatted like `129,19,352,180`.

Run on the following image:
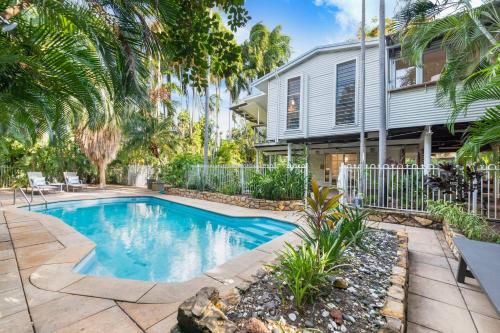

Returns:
252,39,379,88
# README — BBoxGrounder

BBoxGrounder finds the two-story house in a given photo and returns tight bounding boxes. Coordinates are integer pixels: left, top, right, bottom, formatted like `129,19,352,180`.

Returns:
232,39,495,186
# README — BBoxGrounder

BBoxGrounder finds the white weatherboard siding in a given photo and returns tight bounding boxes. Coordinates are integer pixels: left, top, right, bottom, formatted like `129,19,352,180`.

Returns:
264,43,495,142
388,85,495,128
265,46,381,142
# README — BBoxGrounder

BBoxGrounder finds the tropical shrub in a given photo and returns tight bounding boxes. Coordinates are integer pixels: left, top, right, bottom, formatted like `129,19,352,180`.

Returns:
272,178,370,308
160,153,203,187
248,164,305,200
427,200,500,243
272,242,331,308
340,205,372,247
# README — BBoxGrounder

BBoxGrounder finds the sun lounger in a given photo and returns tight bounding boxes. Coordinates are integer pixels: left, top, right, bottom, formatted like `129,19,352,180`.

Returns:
27,172,57,200
63,172,88,192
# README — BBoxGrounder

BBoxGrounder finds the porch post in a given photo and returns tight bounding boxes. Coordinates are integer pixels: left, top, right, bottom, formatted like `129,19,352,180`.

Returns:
423,126,433,175
287,143,292,165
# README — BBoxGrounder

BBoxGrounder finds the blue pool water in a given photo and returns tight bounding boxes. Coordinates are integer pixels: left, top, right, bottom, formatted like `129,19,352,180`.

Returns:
29,197,295,282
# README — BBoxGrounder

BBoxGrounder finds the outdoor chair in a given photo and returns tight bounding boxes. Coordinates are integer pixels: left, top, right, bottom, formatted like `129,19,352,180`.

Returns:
63,172,88,192
27,171,58,200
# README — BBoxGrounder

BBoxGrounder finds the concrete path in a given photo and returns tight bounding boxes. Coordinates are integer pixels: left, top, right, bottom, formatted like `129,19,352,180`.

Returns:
375,222,500,333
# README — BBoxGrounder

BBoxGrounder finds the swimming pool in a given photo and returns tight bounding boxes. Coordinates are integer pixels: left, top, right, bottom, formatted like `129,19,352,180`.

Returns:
29,197,295,282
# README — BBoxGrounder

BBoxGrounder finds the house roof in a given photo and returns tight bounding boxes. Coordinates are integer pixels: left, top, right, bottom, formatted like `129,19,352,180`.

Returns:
251,39,379,87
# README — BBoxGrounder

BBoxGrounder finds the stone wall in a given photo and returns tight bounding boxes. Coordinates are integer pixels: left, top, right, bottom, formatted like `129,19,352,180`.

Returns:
367,209,441,229
442,220,464,259
380,231,409,333
167,188,304,211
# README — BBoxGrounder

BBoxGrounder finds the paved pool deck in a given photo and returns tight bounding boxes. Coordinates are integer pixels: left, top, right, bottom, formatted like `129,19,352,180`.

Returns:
0,186,499,332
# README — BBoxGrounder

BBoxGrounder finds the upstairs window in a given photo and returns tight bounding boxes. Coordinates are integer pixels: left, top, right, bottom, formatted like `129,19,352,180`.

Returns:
335,60,356,125
394,58,417,88
286,77,300,129
390,45,446,89
423,49,446,83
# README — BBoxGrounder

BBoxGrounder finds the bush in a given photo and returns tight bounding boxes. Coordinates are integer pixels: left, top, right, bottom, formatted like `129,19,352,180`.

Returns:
248,164,305,200
160,153,203,187
272,178,370,308
427,200,500,243
272,242,331,308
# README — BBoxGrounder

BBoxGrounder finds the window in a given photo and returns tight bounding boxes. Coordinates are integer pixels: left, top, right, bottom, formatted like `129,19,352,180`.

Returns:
423,49,445,83
394,58,417,88
286,77,300,129
335,60,356,125
390,45,446,89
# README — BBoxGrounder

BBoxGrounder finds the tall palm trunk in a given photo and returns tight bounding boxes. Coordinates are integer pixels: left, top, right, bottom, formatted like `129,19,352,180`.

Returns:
359,0,366,199
378,0,387,206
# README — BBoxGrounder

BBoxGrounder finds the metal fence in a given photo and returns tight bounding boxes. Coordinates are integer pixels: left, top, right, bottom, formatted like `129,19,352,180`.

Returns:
0,165,19,188
340,164,500,220
186,164,308,200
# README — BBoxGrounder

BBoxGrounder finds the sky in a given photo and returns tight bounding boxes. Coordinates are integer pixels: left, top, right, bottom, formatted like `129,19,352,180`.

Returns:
234,0,399,58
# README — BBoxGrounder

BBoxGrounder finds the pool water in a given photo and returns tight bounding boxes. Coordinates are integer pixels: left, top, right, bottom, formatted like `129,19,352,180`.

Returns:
29,197,295,282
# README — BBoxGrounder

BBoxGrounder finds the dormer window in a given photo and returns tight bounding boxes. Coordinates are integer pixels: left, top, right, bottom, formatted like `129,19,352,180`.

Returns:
286,77,300,129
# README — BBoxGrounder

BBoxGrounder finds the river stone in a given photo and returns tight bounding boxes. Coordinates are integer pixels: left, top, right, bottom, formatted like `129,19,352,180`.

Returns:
177,287,238,333
333,277,348,289
242,318,271,333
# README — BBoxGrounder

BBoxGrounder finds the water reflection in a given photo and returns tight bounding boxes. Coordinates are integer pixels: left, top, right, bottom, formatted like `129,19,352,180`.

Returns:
39,197,294,282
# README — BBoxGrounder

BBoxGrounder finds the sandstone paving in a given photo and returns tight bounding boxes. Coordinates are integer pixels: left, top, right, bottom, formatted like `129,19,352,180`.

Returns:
55,305,142,333
471,311,500,333
409,274,466,308
118,301,180,330
460,287,500,319
2,188,500,332
0,310,33,333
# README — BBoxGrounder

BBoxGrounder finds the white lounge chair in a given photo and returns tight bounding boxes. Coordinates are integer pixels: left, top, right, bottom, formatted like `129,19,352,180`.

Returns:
27,172,57,200
63,172,88,192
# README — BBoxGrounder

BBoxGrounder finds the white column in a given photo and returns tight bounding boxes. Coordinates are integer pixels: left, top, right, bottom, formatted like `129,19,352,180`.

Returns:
423,126,433,174
287,143,292,165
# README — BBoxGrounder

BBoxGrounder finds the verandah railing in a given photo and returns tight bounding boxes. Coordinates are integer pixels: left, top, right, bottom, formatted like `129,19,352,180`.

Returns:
186,164,309,200
339,164,500,220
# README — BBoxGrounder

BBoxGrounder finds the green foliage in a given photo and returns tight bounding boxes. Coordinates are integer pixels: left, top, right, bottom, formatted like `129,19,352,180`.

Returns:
0,138,96,186
214,140,244,165
427,200,500,243
272,242,331,308
394,1,500,163
159,153,203,187
248,164,305,200
272,178,370,308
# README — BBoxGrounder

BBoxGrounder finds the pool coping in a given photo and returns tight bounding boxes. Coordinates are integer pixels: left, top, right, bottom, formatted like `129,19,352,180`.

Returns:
4,192,303,304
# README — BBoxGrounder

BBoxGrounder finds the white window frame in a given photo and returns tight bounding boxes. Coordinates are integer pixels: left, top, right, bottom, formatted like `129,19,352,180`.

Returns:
390,49,445,89
284,74,303,132
333,58,358,127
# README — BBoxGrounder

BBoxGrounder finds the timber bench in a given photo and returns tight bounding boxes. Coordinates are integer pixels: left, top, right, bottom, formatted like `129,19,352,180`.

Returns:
454,237,500,316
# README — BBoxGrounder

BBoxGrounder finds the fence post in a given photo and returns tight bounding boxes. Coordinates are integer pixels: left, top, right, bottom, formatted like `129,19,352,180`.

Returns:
240,165,245,194
304,163,309,206
472,177,478,214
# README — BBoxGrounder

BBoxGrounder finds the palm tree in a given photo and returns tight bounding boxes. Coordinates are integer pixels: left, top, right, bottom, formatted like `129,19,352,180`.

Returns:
242,23,291,79
395,0,499,162
75,122,122,188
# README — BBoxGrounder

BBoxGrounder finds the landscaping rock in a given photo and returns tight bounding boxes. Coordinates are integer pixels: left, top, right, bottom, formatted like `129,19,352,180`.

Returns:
332,277,349,289
242,318,271,333
177,287,237,333
222,287,241,306
330,309,343,325
414,216,433,227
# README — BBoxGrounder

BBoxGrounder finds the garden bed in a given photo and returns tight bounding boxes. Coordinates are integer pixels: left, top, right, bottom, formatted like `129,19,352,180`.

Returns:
167,188,303,211
226,230,409,332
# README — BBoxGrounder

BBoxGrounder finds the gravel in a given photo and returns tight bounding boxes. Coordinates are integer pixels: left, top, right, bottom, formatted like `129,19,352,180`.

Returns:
227,230,398,332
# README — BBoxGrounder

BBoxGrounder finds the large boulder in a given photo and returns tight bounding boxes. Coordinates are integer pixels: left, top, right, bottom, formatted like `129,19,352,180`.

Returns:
177,287,238,333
